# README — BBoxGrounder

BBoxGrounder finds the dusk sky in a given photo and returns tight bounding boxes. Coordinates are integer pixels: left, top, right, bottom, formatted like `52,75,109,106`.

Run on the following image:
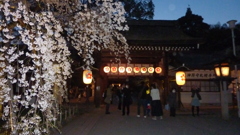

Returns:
152,0,240,25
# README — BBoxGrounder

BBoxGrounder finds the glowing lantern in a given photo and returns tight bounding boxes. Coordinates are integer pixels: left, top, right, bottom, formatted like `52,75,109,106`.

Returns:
214,63,230,77
176,71,186,85
111,67,117,73
148,67,154,73
133,67,140,73
103,66,110,73
126,67,132,73
119,66,125,73
146,89,150,94
83,70,92,84
155,67,162,74
141,67,147,73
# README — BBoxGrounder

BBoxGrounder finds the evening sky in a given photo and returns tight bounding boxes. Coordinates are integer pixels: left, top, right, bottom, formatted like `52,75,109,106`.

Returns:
152,0,240,25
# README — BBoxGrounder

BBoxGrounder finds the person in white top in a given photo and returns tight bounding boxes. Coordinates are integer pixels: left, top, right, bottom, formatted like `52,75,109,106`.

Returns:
150,83,163,120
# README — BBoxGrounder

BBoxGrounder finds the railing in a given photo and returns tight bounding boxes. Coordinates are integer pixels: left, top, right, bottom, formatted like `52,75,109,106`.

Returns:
54,104,81,127
0,104,81,135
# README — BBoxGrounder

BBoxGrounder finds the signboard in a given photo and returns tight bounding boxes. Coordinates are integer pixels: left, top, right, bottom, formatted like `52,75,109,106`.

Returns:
185,70,215,79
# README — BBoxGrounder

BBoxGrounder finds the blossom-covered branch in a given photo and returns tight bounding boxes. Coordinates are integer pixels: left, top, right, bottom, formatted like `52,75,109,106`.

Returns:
64,0,131,69
0,0,72,134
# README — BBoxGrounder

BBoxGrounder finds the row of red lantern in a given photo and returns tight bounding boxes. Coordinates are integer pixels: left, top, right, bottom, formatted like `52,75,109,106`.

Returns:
103,66,162,74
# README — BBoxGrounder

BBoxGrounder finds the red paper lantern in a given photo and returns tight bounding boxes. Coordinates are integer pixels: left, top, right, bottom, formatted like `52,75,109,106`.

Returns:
141,67,147,73
134,67,140,73
155,67,162,74
111,67,117,73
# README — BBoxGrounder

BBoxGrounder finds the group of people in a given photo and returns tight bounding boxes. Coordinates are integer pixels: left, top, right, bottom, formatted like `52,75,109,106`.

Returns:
104,83,132,115
103,82,201,119
136,82,164,120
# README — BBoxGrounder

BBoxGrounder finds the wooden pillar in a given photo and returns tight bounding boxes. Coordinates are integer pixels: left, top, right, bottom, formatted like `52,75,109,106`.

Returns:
163,51,169,105
94,64,109,108
94,74,102,108
220,80,229,120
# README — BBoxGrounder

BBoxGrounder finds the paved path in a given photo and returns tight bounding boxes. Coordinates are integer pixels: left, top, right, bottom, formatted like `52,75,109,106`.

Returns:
51,102,240,135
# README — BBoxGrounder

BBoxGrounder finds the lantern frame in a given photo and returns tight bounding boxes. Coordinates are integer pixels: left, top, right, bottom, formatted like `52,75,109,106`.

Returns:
214,63,230,78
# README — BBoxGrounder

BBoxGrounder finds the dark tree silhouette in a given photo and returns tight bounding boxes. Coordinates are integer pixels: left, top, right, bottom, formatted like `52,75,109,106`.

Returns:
177,6,210,37
202,23,240,54
119,0,155,20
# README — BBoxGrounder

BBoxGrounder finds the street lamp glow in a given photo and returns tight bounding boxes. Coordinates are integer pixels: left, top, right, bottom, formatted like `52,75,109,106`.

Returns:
214,63,230,77
214,62,231,120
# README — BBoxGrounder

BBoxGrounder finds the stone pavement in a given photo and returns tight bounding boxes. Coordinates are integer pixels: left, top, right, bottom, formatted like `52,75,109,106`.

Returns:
51,99,240,135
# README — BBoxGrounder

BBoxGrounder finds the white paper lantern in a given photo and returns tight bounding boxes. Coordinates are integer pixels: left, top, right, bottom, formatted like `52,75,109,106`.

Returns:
176,71,185,85
119,66,125,73
83,70,92,84
103,66,110,73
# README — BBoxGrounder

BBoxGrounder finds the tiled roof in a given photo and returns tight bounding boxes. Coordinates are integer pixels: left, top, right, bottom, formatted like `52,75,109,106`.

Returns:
123,20,204,47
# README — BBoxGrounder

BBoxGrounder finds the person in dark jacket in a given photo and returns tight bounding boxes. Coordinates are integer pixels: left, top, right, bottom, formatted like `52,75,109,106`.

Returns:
191,85,201,116
116,85,123,110
168,88,177,117
122,84,132,116
137,81,148,118
104,84,113,114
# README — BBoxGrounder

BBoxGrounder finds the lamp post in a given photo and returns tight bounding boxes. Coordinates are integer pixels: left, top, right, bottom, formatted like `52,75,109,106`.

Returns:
227,20,240,118
175,70,185,109
175,64,190,109
214,63,231,120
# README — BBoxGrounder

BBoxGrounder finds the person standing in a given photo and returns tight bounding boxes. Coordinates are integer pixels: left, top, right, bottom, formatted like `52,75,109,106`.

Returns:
116,85,123,110
146,85,152,116
104,84,113,114
137,81,148,118
168,88,177,117
150,83,163,120
122,84,132,116
191,85,201,117
85,84,92,103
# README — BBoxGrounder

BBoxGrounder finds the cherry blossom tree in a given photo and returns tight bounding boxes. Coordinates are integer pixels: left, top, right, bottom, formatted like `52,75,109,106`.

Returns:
0,0,72,134
65,0,131,69
0,0,130,134
53,0,131,69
